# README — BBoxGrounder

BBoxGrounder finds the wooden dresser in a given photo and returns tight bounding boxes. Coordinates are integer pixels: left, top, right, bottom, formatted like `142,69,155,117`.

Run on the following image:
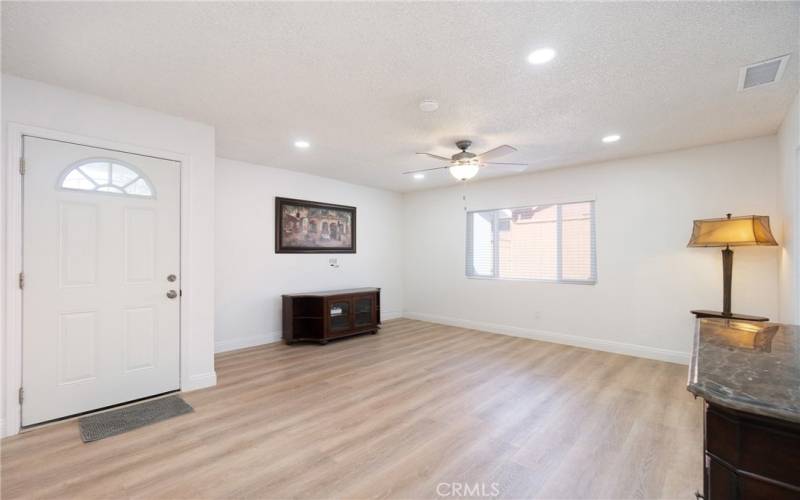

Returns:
687,319,800,499
282,287,380,344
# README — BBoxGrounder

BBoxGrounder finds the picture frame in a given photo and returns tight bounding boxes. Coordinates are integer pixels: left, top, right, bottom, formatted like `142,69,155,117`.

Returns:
275,197,357,253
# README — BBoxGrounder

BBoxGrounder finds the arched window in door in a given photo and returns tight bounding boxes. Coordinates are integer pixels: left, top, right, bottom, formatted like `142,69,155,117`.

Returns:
59,159,155,198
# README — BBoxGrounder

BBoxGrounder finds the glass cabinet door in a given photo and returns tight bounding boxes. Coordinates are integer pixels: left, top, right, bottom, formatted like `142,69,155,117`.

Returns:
328,300,351,332
353,296,374,327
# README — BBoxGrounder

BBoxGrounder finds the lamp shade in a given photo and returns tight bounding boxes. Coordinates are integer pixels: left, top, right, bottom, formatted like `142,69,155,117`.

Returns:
687,214,778,247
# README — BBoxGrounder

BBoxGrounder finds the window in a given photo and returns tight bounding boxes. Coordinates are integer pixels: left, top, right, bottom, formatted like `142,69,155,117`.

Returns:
466,201,596,283
59,159,154,198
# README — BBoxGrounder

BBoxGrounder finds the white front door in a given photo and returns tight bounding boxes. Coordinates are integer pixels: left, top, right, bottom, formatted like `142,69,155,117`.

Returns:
22,136,181,426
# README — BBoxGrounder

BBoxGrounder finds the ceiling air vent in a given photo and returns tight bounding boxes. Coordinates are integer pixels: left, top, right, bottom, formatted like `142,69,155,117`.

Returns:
738,54,790,91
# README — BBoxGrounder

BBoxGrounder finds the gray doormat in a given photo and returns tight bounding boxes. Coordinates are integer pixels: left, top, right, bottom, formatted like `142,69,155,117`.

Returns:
78,395,193,443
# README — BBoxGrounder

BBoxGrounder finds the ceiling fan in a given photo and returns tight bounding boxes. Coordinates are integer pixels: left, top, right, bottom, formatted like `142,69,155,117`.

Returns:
403,140,528,181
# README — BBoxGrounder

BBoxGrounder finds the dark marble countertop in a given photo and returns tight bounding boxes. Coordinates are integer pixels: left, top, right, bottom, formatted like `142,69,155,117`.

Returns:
687,318,800,423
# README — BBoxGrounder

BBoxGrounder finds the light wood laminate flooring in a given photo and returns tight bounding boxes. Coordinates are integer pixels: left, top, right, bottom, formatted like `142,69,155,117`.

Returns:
1,319,702,499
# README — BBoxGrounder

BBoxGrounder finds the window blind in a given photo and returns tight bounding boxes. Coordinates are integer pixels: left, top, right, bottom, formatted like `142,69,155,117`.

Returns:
465,201,596,283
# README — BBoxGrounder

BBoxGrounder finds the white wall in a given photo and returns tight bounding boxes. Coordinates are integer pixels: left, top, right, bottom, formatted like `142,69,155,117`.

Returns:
403,136,781,363
1,75,217,436
778,90,800,324
214,158,404,352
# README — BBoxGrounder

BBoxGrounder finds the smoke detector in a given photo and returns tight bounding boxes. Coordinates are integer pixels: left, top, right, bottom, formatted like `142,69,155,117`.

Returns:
419,99,439,112
738,54,790,91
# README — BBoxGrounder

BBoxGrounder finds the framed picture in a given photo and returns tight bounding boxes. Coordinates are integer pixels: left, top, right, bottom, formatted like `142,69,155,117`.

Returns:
275,197,356,253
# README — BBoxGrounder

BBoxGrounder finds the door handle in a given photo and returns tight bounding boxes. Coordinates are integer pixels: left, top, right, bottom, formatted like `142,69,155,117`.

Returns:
166,290,178,299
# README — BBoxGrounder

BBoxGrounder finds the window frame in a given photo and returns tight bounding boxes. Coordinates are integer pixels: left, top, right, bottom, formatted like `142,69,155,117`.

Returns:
57,157,157,199
465,200,597,285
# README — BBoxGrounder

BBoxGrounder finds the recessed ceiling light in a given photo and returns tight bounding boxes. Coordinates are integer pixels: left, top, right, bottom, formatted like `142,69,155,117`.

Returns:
419,99,439,112
527,47,556,65
294,140,310,149
413,173,425,180
602,134,621,143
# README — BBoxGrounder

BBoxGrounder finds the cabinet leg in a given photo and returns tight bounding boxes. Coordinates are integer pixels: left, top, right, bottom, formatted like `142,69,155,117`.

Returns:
319,340,328,345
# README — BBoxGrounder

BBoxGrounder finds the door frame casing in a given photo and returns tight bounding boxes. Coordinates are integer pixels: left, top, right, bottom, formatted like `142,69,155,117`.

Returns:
4,122,192,436
795,146,800,325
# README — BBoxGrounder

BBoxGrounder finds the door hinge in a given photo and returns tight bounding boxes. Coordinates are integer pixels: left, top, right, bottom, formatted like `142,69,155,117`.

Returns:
19,158,26,175
18,272,24,290
18,387,24,405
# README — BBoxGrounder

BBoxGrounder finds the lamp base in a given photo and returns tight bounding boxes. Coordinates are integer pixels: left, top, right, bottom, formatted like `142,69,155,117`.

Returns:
690,310,769,322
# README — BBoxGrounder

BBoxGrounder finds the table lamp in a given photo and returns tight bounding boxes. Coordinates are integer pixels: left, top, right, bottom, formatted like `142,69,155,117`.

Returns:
687,214,778,321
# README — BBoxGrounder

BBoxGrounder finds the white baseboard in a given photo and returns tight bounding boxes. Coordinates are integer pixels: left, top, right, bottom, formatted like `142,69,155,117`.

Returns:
403,311,690,365
215,332,282,353
382,310,403,321
182,371,217,391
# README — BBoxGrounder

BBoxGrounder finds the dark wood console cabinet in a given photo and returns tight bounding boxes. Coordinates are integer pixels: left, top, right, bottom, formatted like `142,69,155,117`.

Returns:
282,288,381,344
689,319,800,500
704,403,800,499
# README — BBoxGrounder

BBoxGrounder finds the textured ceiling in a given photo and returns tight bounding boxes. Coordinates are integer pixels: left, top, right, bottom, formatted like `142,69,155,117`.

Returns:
3,2,799,192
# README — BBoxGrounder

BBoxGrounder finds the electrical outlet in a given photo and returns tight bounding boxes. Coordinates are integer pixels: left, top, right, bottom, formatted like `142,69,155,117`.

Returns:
329,258,339,268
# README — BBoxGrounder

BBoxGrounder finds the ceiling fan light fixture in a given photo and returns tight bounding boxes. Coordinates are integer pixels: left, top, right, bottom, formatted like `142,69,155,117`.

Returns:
449,162,480,181
410,141,524,182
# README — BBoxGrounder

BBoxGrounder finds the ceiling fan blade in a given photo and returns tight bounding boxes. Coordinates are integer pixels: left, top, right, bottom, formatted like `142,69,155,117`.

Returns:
482,162,528,172
483,161,528,166
402,166,451,175
416,152,452,162
476,145,517,161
